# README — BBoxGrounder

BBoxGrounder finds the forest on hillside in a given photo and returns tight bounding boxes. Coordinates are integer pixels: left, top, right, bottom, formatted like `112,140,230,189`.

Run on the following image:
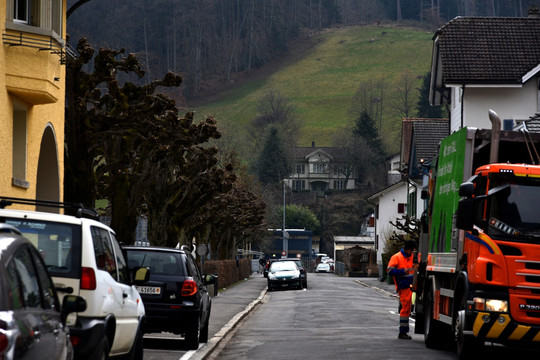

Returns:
67,0,540,102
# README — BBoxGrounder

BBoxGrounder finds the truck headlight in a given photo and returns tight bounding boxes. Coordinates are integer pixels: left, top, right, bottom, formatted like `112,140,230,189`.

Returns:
474,297,508,312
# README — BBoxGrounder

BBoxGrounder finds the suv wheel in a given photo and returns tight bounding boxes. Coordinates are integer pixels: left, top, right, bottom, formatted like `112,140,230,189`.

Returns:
90,336,109,360
185,315,200,350
126,326,144,360
200,308,211,343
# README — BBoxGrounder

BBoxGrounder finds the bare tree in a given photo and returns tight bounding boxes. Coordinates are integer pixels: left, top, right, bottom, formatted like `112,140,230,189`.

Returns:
390,69,419,119
349,79,385,134
248,90,302,153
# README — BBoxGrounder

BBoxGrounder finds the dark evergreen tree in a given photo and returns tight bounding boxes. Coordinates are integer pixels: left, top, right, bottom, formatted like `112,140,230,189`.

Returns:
416,72,445,118
353,111,385,158
255,127,290,185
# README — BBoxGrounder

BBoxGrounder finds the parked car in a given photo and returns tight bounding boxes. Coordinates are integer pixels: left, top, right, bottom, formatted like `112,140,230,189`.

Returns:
123,245,215,350
315,263,331,273
267,260,302,291
0,197,147,360
272,258,307,288
0,224,87,360
324,260,335,272
263,258,278,278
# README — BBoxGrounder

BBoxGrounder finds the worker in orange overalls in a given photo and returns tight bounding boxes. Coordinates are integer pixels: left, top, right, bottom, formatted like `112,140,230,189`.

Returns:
387,240,417,340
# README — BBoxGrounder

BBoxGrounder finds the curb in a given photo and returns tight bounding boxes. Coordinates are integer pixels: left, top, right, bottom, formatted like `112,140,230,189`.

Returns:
354,279,398,298
186,287,268,360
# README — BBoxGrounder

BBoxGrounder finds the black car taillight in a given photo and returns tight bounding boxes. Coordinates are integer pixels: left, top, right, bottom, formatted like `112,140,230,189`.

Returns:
181,279,197,296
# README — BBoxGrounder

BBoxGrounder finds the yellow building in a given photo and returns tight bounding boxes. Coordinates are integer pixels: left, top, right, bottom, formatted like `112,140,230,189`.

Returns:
1,0,68,210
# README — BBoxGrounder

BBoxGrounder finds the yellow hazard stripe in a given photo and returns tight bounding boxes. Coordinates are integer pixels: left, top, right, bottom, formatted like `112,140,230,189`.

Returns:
509,325,531,340
486,314,510,338
473,312,488,336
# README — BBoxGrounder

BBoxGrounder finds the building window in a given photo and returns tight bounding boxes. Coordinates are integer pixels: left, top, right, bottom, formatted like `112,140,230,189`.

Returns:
293,180,305,191
8,0,63,36
313,163,326,174
408,190,417,216
296,164,305,174
12,101,28,188
14,0,29,23
398,203,406,214
334,180,346,190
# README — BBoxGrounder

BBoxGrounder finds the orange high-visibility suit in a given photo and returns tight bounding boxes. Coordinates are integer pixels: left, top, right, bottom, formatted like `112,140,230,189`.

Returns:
387,249,414,335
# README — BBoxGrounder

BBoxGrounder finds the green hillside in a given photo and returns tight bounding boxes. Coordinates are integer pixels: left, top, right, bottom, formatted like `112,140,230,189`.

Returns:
194,25,433,155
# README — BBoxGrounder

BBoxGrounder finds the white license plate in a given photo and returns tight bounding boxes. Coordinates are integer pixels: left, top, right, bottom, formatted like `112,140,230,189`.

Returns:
136,286,161,294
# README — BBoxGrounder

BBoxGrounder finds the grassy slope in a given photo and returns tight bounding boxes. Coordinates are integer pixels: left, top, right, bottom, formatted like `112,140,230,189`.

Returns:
194,25,433,155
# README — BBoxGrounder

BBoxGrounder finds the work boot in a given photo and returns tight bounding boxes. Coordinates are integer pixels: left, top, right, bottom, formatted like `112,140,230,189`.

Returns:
398,333,412,340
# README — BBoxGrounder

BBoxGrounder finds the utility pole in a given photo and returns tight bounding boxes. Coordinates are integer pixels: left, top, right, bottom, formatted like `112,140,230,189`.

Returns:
282,180,288,257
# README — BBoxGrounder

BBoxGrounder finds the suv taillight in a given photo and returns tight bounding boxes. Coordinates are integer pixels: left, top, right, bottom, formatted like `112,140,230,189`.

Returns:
181,279,197,296
81,267,97,290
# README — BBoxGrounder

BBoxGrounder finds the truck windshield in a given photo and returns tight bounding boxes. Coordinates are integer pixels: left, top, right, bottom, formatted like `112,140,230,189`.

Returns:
488,182,540,240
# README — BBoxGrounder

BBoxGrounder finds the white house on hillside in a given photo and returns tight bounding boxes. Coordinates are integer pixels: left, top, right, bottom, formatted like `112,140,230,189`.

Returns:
284,142,356,192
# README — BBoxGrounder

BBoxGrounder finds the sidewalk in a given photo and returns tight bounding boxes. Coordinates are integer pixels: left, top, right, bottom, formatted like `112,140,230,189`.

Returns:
189,274,398,359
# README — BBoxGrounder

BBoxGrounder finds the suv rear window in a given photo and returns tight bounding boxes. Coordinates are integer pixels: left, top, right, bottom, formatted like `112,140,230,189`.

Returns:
1,217,81,278
126,250,186,276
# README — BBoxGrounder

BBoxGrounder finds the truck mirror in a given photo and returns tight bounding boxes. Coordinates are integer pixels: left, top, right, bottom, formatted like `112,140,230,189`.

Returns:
456,198,474,230
459,182,475,197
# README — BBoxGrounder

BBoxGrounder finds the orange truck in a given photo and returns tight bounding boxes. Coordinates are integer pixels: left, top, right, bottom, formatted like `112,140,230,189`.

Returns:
413,110,540,358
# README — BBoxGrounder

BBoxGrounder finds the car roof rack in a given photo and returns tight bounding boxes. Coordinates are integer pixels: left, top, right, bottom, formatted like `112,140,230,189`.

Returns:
0,196,100,220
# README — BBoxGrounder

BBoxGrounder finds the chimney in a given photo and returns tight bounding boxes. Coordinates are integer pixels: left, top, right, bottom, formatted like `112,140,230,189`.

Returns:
311,141,315,147
528,6,539,18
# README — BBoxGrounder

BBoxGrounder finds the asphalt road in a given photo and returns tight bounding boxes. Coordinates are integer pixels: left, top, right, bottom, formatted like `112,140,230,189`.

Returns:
206,273,540,360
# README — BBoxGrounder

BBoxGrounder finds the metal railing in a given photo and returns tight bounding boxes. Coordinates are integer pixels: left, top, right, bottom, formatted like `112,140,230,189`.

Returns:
2,31,77,64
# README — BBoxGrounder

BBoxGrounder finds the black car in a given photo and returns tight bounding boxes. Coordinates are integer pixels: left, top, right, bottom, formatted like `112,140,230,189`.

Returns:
0,225,86,360
277,258,307,288
267,260,302,291
123,246,215,350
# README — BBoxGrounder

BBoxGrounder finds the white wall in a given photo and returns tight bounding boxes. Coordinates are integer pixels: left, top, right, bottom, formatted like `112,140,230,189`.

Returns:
450,79,539,132
374,182,408,266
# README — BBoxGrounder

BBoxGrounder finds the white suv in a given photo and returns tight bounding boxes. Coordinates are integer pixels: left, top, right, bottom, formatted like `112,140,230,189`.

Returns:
0,197,146,360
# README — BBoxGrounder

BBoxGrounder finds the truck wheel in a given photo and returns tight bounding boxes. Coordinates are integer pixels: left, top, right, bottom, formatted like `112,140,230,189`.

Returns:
424,285,447,349
455,297,481,359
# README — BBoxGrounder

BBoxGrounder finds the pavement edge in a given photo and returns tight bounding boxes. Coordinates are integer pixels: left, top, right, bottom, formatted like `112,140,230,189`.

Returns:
187,287,268,360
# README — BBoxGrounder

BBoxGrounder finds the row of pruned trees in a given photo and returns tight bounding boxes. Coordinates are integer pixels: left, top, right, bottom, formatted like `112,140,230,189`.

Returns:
64,38,266,259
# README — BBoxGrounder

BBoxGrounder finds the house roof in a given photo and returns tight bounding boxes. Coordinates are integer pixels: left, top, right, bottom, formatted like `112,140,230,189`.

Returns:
401,118,448,169
410,119,449,166
334,236,374,245
434,16,540,85
367,179,410,202
293,145,344,161
518,113,540,133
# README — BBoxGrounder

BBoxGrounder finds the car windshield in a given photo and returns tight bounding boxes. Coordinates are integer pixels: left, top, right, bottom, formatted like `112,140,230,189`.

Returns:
270,261,297,271
126,250,186,276
1,217,81,278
